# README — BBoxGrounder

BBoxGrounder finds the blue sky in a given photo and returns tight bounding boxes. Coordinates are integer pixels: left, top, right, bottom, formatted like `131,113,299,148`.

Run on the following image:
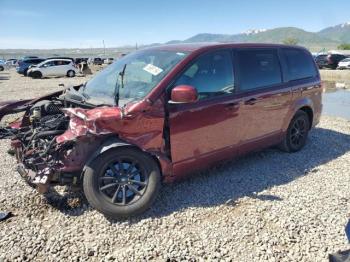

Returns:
1,0,349,49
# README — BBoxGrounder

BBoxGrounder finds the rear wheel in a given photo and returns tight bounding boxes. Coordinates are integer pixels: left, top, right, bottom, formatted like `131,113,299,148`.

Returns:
0,66,4,71
67,70,75,77
31,71,42,79
83,147,161,219
279,110,310,152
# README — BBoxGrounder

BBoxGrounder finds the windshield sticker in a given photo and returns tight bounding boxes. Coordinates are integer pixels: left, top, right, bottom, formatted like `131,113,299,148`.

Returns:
176,52,186,56
143,64,163,76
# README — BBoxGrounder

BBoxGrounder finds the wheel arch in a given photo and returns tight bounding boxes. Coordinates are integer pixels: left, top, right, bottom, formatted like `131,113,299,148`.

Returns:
284,97,315,132
298,106,313,129
82,137,172,181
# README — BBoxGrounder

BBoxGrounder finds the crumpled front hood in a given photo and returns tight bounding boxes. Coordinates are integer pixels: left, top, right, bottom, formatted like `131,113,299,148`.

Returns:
56,107,123,143
0,90,64,122
0,99,31,121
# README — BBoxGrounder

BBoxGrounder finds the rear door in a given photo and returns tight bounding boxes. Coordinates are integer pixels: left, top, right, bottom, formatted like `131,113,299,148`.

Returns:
235,48,292,154
168,49,244,177
52,60,66,76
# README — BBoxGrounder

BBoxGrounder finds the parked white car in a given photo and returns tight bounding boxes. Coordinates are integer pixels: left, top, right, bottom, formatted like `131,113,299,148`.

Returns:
104,58,114,64
0,60,8,71
27,59,78,78
5,59,18,67
337,58,350,70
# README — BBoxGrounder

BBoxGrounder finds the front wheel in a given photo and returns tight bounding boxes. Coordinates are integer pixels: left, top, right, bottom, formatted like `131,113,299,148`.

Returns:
83,147,161,219
31,71,42,79
279,110,310,152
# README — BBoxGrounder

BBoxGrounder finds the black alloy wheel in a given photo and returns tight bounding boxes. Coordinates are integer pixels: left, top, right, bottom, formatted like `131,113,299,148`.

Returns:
98,157,148,205
83,147,161,219
279,110,310,152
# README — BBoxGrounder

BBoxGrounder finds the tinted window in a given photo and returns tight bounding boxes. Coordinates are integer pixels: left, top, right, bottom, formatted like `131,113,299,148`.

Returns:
42,61,55,67
315,55,327,61
54,60,70,66
237,49,282,91
174,50,234,100
31,59,44,64
282,49,317,81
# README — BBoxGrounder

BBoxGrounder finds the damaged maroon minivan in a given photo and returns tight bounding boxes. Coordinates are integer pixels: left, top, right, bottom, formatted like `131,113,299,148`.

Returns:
0,43,322,218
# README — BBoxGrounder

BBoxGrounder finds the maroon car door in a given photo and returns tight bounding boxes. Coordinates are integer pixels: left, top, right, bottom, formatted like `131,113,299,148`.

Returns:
167,50,243,178
235,48,292,154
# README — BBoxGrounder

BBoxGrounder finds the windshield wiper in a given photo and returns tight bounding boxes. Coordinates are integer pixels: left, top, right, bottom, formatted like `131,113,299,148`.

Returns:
114,63,127,106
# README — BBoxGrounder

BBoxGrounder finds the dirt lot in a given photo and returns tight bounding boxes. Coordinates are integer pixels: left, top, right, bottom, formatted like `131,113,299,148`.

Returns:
0,69,350,261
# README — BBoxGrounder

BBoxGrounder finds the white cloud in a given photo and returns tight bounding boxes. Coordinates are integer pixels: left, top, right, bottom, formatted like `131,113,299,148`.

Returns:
0,9,44,18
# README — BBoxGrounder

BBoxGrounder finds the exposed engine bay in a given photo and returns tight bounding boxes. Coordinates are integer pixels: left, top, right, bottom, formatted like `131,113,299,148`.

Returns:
0,88,111,192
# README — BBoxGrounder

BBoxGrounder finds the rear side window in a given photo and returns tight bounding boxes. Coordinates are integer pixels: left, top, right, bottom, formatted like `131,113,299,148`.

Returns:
282,49,317,81
236,49,282,91
54,60,70,65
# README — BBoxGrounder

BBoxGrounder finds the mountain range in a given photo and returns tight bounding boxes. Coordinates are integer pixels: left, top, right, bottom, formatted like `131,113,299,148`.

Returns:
166,22,350,51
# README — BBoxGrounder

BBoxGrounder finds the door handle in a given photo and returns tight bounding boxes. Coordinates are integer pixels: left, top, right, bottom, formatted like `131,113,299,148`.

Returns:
244,98,257,105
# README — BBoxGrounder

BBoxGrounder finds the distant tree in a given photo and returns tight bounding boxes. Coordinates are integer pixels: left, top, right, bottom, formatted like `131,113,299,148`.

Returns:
338,43,350,50
282,37,299,45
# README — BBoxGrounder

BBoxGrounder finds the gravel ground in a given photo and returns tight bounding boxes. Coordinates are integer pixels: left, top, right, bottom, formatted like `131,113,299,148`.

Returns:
0,69,350,261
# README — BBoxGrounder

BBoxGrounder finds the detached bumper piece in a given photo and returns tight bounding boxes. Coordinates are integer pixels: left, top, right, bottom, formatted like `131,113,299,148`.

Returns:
16,164,81,193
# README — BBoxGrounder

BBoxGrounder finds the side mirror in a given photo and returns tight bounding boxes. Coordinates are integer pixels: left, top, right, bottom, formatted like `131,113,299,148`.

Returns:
169,85,198,104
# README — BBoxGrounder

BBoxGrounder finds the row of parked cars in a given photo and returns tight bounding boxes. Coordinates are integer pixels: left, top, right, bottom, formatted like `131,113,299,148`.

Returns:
15,56,78,78
9,56,116,79
314,53,350,70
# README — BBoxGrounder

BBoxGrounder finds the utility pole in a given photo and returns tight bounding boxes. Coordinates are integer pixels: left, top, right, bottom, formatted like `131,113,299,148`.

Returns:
103,40,106,57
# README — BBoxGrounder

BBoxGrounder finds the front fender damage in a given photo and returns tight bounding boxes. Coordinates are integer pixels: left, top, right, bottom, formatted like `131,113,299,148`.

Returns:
4,100,172,193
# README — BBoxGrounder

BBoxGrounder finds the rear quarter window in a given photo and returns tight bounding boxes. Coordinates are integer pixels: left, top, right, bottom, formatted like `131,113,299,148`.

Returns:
282,48,317,81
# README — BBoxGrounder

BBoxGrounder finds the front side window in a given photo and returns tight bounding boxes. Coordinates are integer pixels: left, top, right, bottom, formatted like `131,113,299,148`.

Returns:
174,50,234,100
83,49,188,106
237,49,282,91
282,48,317,81
40,61,55,68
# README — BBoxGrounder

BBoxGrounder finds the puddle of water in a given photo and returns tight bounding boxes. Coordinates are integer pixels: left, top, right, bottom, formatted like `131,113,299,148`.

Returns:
323,81,350,120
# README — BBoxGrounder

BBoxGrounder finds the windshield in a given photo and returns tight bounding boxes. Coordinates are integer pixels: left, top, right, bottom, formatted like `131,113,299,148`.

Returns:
83,49,188,106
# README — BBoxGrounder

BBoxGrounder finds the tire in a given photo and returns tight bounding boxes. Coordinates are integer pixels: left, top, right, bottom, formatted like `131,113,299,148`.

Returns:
23,69,28,76
31,71,42,79
67,70,75,77
0,66,4,71
279,110,310,153
83,147,161,219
